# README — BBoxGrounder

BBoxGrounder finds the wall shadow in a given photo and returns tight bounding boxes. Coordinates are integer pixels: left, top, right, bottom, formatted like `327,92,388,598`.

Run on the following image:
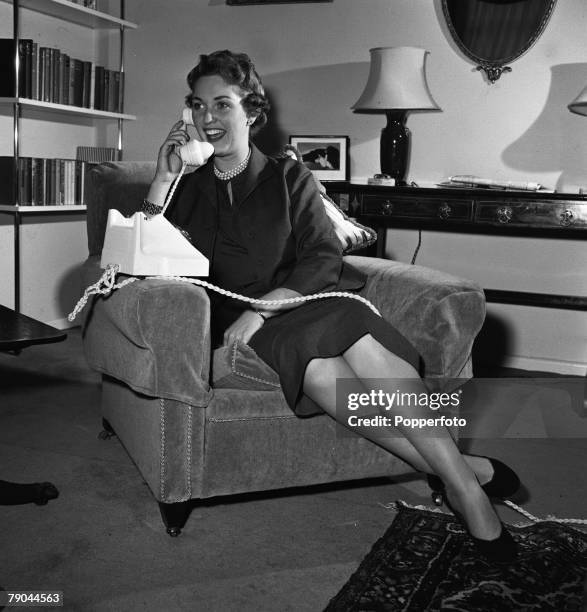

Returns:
253,61,372,153
251,86,287,156
502,63,587,191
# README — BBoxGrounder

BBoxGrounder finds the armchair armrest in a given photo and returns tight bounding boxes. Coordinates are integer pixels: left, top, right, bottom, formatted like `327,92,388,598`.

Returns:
81,257,213,407
346,255,485,385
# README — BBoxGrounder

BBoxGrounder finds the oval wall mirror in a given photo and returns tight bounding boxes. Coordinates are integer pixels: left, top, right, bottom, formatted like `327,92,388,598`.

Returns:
442,0,557,83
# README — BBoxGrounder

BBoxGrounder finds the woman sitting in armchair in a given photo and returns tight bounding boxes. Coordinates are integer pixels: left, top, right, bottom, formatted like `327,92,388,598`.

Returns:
144,49,520,563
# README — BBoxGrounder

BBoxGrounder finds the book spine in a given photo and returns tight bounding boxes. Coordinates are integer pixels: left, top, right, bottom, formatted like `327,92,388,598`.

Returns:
80,161,86,206
72,59,83,107
58,51,65,104
53,49,61,103
58,159,64,205
67,160,76,205
46,159,54,205
23,39,32,98
40,158,48,206
61,53,70,105
30,158,37,206
94,65,103,110
118,70,124,113
104,69,111,112
40,47,49,102
48,48,55,103
31,42,38,100
82,61,92,108
18,39,28,97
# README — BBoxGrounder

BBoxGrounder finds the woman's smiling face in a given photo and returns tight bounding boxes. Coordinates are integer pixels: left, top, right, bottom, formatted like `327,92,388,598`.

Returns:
188,74,251,164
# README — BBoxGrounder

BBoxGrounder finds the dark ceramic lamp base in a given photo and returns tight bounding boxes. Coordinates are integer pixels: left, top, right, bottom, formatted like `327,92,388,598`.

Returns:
380,110,410,186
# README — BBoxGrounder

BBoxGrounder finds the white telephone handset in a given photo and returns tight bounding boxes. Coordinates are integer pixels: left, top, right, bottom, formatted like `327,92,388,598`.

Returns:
177,108,214,167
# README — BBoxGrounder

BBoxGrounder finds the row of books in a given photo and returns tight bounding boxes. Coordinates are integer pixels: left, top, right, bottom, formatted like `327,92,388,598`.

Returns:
0,38,124,113
0,156,93,207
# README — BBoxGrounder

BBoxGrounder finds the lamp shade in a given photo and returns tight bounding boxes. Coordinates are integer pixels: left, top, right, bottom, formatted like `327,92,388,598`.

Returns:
568,84,587,116
352,47,439,112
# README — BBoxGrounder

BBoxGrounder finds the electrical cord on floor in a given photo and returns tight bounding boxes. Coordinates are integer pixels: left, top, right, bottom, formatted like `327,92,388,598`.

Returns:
411,229,422,265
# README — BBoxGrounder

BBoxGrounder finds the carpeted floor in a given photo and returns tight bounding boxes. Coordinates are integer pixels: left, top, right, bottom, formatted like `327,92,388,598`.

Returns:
1,329,586,611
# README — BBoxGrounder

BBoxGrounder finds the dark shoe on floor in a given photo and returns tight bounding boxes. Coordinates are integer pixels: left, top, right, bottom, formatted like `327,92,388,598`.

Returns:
469,523,518,563
442,484,519,564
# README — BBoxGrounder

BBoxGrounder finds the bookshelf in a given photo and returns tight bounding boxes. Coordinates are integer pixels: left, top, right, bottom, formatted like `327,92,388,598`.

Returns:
0,0,137,315
0,0,137,29
0,97,136,120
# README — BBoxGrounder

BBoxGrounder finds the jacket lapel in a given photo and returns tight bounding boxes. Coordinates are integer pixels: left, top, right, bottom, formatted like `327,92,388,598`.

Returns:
239,143,276,204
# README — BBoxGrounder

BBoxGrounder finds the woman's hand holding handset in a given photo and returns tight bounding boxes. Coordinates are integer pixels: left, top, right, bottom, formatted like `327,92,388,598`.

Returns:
147,109,214,205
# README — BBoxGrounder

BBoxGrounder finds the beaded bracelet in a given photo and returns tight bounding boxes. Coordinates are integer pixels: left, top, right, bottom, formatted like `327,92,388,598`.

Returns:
141,198,163,217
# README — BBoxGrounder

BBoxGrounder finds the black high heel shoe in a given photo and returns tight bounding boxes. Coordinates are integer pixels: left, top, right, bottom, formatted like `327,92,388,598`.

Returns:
427,455,520,505
469,523,518,563
443,487,518,563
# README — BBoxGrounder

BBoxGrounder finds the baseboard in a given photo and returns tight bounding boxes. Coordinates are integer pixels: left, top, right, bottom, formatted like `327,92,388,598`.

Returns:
499,355,586,376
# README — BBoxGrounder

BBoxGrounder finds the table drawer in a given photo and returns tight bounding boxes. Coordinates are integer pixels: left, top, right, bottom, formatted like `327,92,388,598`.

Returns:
476,201,587,229
361,195,473,221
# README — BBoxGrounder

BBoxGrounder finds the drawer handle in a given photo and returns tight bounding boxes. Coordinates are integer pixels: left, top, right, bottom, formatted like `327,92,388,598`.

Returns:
560,209,575,227
496,206,513,224
438,203,452,220
381,200,393,215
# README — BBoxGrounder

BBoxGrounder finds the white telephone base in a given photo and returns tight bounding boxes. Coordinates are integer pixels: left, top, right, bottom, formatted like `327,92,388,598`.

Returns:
101,209,209,277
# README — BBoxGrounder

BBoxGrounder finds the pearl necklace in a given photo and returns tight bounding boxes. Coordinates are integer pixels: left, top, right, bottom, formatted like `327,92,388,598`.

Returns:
214,149,251,181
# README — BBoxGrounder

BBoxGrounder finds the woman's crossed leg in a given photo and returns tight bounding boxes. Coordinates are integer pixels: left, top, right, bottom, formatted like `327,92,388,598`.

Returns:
302,333,502,543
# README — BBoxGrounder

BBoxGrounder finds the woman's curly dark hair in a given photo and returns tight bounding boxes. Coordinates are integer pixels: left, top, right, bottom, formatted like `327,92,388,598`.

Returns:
185,50,270,129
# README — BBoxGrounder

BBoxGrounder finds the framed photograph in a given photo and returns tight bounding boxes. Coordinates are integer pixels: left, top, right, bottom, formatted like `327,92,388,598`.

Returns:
289,135,349,182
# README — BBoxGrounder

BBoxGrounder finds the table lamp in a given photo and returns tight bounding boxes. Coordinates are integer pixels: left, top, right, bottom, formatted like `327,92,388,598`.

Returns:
568,84,587,116
352,47,440,186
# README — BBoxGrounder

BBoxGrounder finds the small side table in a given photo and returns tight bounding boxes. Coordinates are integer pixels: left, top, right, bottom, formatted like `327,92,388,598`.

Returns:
0,304,66,505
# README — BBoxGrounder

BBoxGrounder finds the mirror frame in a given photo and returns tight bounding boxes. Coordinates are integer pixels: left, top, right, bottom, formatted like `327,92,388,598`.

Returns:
441,0,558,83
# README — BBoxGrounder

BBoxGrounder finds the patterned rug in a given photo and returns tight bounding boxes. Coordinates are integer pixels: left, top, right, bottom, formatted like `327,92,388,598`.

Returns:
325,501,587,612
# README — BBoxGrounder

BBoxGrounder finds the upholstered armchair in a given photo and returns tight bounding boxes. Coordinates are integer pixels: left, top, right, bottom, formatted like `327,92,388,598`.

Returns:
80,161,486,536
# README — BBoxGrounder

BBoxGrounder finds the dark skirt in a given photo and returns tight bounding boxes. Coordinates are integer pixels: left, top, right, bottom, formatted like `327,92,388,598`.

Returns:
248,297,421,417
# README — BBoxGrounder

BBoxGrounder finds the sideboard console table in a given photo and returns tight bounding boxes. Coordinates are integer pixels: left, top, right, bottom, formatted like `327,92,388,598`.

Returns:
330,184,587,310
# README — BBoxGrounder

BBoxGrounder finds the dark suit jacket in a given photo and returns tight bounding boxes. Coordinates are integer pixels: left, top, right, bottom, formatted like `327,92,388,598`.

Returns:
166,143,366,299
